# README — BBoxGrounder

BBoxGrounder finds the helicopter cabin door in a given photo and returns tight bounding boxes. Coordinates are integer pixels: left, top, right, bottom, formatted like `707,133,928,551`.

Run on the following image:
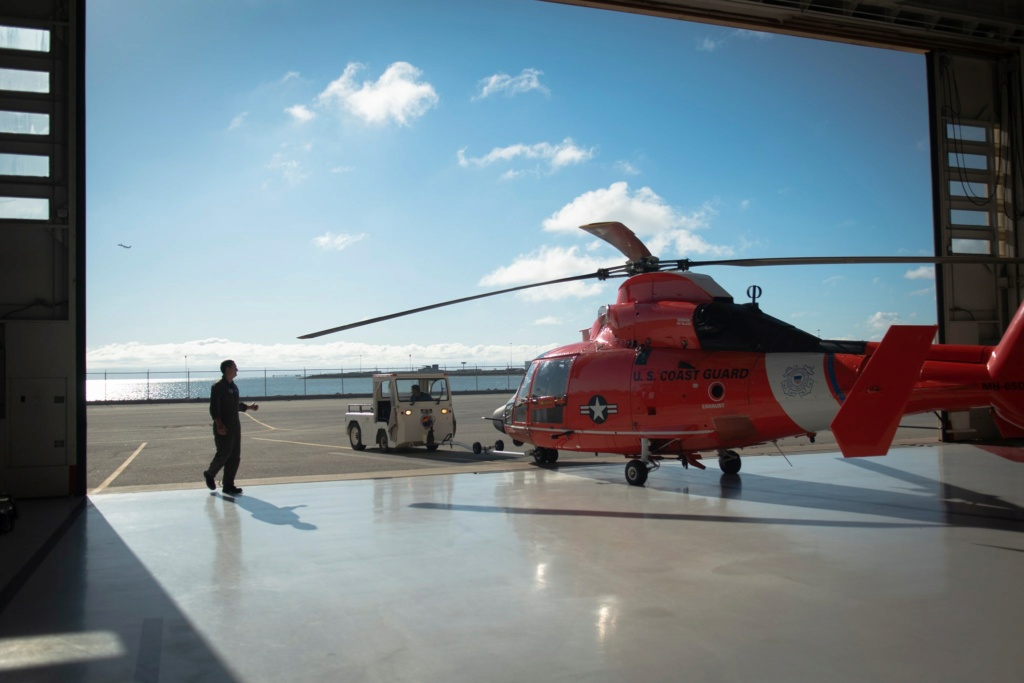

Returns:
513,357,572,440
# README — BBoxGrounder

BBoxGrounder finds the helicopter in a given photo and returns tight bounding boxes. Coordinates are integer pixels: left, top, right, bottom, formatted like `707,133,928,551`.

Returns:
301,221,1024,486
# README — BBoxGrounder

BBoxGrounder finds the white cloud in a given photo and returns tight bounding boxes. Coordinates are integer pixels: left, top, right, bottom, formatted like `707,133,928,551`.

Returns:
867,311,900,331
541,182,732,257
479,245,613,301
267,154,307,185
317,62,438,126
615,160,641,176
286,104,316,123
739,199,750,211
735,29,771,41
697,38,721,52
476,184,733,301
822,275,844,286
330,165,354,174
905,265,933,280
228,112,248,131
311,232,367,251
909,287,934,297
534,316,561,326
457,138,595,174
474,68,549,100
280,71,301,84
699,29,770,53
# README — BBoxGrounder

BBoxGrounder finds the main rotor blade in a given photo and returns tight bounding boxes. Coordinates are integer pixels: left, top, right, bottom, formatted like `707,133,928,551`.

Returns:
685,255,1024,268
298,271,616,339
581,222,652,262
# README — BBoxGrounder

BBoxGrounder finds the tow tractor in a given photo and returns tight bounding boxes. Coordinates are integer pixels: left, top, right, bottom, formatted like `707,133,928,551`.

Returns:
345,373,458,451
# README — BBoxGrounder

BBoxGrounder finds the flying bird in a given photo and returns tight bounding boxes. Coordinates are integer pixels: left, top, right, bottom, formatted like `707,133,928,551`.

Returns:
117,243,132,249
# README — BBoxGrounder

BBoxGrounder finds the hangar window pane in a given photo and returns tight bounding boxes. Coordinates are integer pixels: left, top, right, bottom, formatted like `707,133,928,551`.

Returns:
0,68,49,94
950,209,989,227
0,153,49,177
0,26,50,52
948,180,988,198
0,197,48,220
946,123,987,143
0,111,49,135
947,152,987,170
951,238,990,255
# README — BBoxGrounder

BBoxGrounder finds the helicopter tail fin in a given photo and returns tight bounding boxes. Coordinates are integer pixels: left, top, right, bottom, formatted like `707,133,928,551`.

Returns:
988,301,1024,437
830,325,938,457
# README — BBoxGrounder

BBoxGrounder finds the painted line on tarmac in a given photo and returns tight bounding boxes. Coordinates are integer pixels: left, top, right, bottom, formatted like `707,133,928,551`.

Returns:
91,442,147,494
253,438,416,463
252,437,338,449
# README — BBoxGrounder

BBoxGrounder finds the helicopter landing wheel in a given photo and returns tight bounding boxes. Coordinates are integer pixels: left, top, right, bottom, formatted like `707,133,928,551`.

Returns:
531,447,558,465
376,430,390,452
625,460,648,486
494,439,505,452
719,450,741,475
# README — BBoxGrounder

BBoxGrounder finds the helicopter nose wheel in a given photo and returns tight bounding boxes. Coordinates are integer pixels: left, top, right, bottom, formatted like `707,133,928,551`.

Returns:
625,460,649,486
718,449,741,475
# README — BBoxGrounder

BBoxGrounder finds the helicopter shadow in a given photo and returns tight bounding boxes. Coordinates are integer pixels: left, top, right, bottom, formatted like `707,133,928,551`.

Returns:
376,447,525,465
217,493,318,530
554,455,1024,532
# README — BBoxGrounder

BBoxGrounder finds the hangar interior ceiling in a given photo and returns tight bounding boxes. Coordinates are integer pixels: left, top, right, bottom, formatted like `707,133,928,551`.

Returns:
0,1,1021,498
548,1,1024,52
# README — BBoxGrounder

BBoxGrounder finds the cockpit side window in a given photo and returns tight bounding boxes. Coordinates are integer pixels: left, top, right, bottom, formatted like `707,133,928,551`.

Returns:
512,362,539,423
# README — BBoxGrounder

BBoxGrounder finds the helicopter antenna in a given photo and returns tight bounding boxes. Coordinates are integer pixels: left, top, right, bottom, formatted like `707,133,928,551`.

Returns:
746,285,762,307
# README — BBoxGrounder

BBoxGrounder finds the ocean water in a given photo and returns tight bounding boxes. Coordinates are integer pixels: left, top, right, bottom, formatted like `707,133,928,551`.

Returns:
85,372,524,402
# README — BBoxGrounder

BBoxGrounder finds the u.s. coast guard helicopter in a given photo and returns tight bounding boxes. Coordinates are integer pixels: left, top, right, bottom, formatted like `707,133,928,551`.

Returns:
300,222,1024,486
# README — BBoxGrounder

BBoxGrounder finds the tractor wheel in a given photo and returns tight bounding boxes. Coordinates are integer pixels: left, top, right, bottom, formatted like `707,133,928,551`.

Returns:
376,430,390,452
348,423,365,451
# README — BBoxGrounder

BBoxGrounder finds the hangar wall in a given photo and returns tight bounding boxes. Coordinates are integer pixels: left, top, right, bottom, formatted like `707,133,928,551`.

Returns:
0,0,83,497
931,50,1024,438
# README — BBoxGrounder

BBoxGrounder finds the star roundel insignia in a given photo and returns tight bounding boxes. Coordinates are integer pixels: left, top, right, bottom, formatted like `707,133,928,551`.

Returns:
579,395,618,424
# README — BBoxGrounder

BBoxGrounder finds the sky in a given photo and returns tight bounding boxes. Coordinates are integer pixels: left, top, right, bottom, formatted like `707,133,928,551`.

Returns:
86,0,935,372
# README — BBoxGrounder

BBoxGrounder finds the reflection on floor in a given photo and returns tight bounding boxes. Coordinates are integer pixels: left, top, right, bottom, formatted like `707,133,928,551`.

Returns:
1,445,1023,683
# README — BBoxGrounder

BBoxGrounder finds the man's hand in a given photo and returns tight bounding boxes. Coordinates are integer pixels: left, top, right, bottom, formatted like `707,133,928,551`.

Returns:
216,420,227,436
249,403,259,412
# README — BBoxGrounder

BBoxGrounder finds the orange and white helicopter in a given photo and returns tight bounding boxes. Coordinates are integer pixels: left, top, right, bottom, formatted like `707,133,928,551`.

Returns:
301,222,1024,486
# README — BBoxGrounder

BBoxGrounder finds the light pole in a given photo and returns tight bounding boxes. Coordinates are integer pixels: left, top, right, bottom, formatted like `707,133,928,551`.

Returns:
409,354,412,370
461,361,466,373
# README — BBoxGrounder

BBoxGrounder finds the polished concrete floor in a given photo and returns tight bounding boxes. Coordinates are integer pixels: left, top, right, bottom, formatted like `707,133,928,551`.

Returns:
1,445,1023,682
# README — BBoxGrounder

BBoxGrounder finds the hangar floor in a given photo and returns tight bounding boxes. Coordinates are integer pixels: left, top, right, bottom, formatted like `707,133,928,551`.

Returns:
1,445,1022,682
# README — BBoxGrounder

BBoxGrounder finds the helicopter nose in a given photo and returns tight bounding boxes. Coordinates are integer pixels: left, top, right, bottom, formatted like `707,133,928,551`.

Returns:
489,404,507,433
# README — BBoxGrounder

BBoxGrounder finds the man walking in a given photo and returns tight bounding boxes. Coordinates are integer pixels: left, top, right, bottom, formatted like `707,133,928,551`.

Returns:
204,360,258,495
